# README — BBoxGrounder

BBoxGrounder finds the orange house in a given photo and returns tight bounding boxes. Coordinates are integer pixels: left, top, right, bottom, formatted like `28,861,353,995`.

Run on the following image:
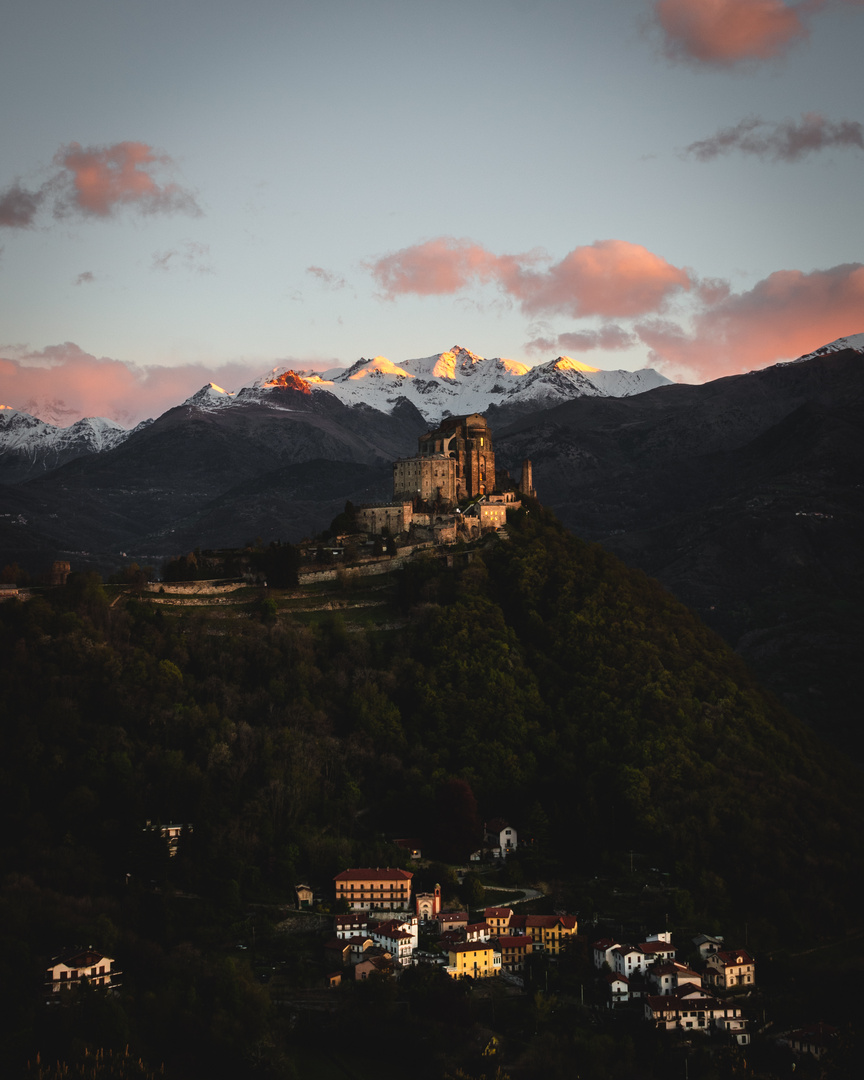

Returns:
334,867,413,911
497,934,533,972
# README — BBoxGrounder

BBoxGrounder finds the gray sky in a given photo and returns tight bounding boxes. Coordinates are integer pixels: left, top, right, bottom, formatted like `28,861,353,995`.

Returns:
2,0,863,424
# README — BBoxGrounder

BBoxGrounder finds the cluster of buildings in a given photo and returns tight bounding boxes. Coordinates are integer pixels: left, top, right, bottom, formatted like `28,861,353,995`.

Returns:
354,413,535,544
39,876,838,1068
593,932,754,1044
325,867,576,983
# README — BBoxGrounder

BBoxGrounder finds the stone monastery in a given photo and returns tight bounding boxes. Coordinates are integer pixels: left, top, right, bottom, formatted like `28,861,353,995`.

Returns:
355,413,535,541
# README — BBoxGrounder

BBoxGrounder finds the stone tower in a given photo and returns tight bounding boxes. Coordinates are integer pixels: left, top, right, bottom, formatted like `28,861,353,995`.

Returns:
519,459,535,499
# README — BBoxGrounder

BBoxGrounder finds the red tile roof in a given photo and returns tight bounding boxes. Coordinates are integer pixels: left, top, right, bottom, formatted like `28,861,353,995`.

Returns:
334,868,413,882
714,949,755,966
497,935,531,948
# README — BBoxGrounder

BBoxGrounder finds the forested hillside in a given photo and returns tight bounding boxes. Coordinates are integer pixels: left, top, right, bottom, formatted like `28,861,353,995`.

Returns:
1,507,860,1076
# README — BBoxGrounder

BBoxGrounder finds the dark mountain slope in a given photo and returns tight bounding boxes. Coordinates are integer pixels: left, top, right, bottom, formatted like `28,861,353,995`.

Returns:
147,458,391,550
392,506,863,934
495,350,864,751
5,388,425,566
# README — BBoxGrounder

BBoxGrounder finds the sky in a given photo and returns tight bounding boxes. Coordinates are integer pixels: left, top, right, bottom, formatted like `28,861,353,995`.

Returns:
1,0,863,426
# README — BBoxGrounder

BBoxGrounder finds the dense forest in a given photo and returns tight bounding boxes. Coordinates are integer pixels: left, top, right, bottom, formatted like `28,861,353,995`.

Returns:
1,505,861,1077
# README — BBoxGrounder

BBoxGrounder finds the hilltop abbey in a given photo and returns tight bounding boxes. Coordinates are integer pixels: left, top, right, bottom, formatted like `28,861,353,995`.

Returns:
355,414,534,542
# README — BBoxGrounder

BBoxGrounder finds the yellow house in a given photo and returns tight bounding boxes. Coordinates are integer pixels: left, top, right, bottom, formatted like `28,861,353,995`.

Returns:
526,915,578,955
483,906,513,935
447,941,502,979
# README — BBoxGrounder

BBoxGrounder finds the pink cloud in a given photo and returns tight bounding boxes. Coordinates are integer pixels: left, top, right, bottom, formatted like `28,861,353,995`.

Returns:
53,142,200,217
636,262,864,379
367,237,691,319
0,343,278,426
511,241,691,318
367,237,516,297
653,0,809,64
0,142,199,229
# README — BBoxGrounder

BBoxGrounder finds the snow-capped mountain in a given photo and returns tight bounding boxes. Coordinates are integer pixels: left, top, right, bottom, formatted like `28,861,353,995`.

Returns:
782,333,864,366
284,345,670,422
0,406,145,483
181,383,236,409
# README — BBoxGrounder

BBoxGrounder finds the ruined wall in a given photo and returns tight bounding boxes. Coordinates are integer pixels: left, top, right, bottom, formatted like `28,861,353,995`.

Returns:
356,502,412,535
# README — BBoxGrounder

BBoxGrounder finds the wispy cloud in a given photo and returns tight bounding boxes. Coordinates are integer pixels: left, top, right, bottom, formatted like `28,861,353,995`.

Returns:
0,182,47,228
650,0,863,67
151,240,213,274
367,237,692,319
0,141,200,229
684,112,864,161
307,265,347,289
525,325,638,356
636,262,864,379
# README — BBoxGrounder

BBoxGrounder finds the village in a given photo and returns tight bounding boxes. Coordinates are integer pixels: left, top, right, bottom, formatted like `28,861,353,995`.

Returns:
312,835,758,1046
43,818,839,1072
300,836,837,1068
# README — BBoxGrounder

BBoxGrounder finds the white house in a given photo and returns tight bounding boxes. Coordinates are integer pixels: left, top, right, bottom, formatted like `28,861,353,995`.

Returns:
613,945,649,977
335,913,370,940
644,986,748,1037
706,949,756,991
484,820,517,857
605,973,630,1008
648,961,702,996
369,916,419,966
592,938,620,970
46,949,120,998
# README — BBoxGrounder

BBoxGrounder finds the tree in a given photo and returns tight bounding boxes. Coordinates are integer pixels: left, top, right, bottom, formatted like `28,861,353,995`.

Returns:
432,779,483,862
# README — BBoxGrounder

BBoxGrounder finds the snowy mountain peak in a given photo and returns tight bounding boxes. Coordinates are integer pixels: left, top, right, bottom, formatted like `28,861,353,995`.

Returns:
551,356,601,374
0,407,133,479
432,346,484,380
232,345,671,422
254,370,313,394
335,356,413,383
183,383,236,409
789,333,864,365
